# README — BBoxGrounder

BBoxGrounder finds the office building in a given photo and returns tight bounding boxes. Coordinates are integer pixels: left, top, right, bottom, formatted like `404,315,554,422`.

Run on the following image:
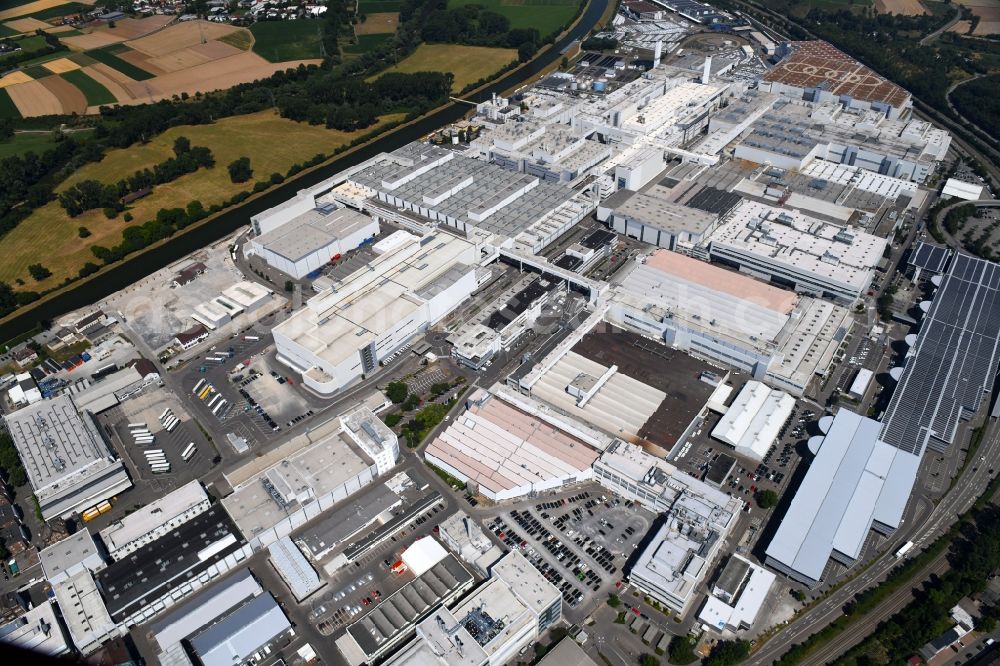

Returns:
437,510,504,575
272,230,480,395
594,441,740,615
51,569,116,654
339,406,399,476
0,601,70,657
3,395,132,521
711,382,795,460
708,200,886,302
99,480,210,561
379,551,562,666
697,555,776,633
608,250,850,396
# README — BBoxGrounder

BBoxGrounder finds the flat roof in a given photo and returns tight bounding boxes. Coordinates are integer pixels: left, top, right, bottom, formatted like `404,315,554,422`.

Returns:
222,430,370,539
762,40,910,109
765,409,920,583
99,480,208,554
710,200,886,293
605,188,718,236
294,482,400,560
881,253,1000,455
711,382,795,459
909,242,951,274
538,638,600,666
39,529,101,581
255,206,375,262
273,231,475,367
425,392,598,497
51,570,115,652
95,506,244,622
4,395,125,503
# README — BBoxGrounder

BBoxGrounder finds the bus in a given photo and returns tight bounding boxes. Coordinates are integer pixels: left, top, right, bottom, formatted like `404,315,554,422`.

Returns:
150,464,171,474
159,408,171,421
207,394,221,408
165,419,179,433
131,431,151,438
127,422,145,429
212,399,227,416
198,386,212,400
182,443,196,461
193,379,206,395
135,437,155,444
244,335,260,341
81,507,101,522
895,541,914,559
143,448,164,457
96,500,112,515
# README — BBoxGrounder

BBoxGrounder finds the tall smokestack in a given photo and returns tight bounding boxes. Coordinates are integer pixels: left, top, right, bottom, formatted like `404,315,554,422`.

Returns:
701,56,712,84
653,40,662,68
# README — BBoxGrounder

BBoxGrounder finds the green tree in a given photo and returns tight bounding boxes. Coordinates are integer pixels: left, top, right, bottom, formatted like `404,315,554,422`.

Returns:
667,636,698,665
173,135,191,156
640,655,660,666
608,593,622,608
27,264,51,281
227,156,253,183
385,381,408,404
78,226,91,238
704,640,750,666
755,489,779,509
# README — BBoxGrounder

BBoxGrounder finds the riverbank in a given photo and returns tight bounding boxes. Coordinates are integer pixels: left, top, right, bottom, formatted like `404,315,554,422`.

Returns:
0,0,611,343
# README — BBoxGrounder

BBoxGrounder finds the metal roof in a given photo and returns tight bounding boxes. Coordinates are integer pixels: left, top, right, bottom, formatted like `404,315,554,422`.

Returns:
881,253,1000,455
268,537,323,601
189,593,290,666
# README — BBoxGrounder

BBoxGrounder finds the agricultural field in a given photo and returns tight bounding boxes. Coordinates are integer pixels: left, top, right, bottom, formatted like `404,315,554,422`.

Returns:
875,0,928,14
374,43,517,91
759,0,872,16
0,110,405,286
0,0,92,21
250,19,324,61
955,0,1000,34
446,0,580,34
0,18,322,117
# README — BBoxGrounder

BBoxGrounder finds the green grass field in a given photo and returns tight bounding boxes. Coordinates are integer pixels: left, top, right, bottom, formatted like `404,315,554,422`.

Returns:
446,0,579,33
0,34,48,62
0,110,404,286
61,68,114,105
250,20,324,62
0,89,21,119
0,130,74,159
87,45,154,81
343,32,391,55
358,0,403,11
373,43,517,91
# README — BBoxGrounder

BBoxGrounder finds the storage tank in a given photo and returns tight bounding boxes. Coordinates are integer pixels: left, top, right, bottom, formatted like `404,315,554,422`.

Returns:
593,80,607,92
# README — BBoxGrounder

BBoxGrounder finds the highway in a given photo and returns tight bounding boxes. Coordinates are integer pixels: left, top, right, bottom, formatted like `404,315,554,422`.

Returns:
748,419,1000,665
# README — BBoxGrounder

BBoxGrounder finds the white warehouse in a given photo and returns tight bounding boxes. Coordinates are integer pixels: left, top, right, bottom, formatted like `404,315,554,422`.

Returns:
273,230,480,395
712,381,795,460
249,203,379,279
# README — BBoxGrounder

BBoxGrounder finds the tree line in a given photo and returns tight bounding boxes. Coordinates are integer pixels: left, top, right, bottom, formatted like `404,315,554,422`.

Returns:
58,138,215,217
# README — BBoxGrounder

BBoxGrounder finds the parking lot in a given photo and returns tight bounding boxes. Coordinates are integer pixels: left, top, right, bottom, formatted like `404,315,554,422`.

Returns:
305,495,451,636
483,488,653,621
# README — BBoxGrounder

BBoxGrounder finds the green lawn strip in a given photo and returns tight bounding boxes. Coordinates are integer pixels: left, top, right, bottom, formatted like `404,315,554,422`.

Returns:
87,45,154,81
0,23,17,37
249,20,324,62
358,0,403,11
61,68,114,105
22,64,51,79
343,32,391,54
0,89,21,119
